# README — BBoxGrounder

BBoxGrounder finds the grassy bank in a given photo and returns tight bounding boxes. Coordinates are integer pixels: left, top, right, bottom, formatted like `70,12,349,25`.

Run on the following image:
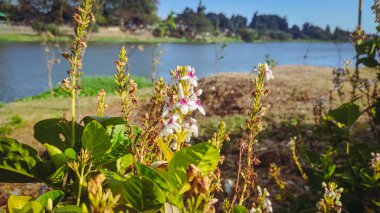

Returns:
20,76,153,101
0,34,243,43
0,33,346,44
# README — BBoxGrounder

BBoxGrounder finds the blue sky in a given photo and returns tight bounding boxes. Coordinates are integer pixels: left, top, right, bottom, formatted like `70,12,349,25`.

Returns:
158,0,377,33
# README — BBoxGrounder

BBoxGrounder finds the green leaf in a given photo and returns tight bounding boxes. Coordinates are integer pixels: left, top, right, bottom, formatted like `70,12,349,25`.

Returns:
46,165,66,186
103,170,128,203
19,201,43,213
327,103,360,126
157,138,173,162
357,57,379,67
324,164,336,179
7,195,32,213
55,205,83,213
82,121,112,160
167,142,220,192
35,190,65,209
136,163,183,209
231,204,249,213
82,116,125,127
45,144,67,169
372,200,380,207
34,118,83,151
122,176,166,213
116,154,134,174
64,148,77,160
0,137,42,182
372,98,380,125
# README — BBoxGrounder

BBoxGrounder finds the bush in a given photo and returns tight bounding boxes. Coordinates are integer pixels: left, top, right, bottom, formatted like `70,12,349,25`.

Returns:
31,21,63,36
269,31,292,41
237,28,257,42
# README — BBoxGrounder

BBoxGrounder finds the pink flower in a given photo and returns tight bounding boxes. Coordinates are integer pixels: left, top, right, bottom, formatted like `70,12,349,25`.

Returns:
189,92,206,115
160,113,181,137
264,63,274,81
181,66,198,87
176,83,196,114
170,67,181,86
183,118,198,142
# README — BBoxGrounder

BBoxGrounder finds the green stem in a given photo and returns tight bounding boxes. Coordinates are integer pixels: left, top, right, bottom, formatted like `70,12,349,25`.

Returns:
76,163,85,206
70,76,76,148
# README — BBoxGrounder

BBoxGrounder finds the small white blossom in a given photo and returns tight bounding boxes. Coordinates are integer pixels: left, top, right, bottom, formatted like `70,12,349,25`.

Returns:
169,67,181,86
189,92,206,115
160,113,181,137
181,66,198,87
176,83,196,114
223,179,234,197
183,118,198,142
264,63,274,81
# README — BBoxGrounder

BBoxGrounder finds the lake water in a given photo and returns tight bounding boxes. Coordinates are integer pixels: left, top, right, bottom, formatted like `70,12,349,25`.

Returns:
0,42,355,102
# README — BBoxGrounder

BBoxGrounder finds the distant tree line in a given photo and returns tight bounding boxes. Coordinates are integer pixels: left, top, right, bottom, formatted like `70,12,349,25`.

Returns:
0,0,351,41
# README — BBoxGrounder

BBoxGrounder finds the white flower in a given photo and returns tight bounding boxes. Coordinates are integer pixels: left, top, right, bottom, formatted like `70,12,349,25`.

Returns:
169,67,181,86
176,83,196,114
223,179,234,197
160,113,181,137
181,66,198,87
183,118,198,142
264,63,274,81
189,91,206,115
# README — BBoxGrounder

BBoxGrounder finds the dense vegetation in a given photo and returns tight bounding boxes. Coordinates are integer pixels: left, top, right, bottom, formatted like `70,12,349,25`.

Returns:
0,0,350,42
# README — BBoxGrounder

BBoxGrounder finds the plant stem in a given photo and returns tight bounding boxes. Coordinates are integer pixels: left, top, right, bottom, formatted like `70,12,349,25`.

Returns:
71,86,76,148
76,162,85,206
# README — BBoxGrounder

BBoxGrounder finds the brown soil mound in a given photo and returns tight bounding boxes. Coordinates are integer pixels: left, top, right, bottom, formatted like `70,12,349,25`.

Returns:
199,72,252,116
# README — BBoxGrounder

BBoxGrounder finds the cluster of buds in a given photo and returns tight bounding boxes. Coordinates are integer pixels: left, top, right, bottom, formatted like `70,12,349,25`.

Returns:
87,174,120,213
185,164,219,212
369,152,380,177
269,163,285,190
68,149,93,206
114,47,138,132
316,182,344,213
96,89,107,117
187,164,210,196
159,66,205,149
250,186,273,213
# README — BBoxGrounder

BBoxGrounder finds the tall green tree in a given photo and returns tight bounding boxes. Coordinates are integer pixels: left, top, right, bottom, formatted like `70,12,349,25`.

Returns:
104,0,159,28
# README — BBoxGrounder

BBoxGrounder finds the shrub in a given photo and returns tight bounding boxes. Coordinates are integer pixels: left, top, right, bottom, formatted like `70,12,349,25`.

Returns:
31,21,63,36
237,28,257,42
269,31,292,41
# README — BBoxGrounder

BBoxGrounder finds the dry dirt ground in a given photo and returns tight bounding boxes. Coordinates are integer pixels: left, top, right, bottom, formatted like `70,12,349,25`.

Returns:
0,65,376,211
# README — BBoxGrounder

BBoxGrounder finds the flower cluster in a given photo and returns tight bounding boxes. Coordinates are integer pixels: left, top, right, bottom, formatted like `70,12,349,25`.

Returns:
87,174,120,213
370,152,380,177
250,186,273,213
160,66,205,147
252,63,274,81
316,182,343,213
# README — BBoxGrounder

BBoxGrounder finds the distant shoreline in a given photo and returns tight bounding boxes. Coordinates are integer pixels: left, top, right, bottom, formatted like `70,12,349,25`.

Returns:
0,34,350,44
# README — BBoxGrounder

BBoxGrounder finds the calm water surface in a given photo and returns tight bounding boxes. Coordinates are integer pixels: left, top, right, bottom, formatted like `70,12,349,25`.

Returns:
0,42,355,101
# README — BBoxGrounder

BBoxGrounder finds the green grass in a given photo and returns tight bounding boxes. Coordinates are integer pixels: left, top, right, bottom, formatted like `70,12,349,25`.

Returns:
0,33,243,43
0,115,24,136
0,34,70,42
19,76,153,101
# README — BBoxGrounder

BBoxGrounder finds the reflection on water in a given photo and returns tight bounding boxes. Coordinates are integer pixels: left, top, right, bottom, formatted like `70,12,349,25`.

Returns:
0,42,354,101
